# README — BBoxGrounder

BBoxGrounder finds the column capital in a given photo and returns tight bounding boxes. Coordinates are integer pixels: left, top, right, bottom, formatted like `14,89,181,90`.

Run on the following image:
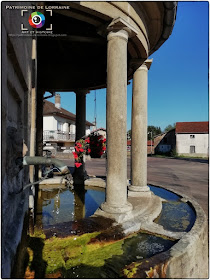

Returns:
75,89,90,95
107,17,139,38
129,58,145,71
130,58,153,72
144,59,153,70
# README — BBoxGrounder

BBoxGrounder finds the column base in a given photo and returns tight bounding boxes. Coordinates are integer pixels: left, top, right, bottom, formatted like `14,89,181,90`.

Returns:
100,201,133,214
128,185,151,197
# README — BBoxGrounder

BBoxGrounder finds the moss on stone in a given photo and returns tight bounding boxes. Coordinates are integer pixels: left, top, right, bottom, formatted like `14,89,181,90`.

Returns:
26,228,126,277
78,240,124,267
31,227,46,239
122,262,142,278
45,234,124,273
42,232,100,274
26,225,176,278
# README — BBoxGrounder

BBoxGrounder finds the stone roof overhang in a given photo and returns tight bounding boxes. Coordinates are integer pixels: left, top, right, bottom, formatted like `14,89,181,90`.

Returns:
149,2,177,55
37,2,177,92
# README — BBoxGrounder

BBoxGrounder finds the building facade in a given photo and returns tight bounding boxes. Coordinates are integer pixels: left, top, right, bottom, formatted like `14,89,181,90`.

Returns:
176,122,209,157
154,122,209,158
43,94,93,153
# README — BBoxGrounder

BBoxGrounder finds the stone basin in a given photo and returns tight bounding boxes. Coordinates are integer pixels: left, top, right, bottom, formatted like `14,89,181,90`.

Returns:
22,183,208,278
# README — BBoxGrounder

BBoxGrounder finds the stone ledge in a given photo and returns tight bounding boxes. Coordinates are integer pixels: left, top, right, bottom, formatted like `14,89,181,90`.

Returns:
85,177,106,188
94,192,164,235
120,188,208,279
39,176,68,189
165,196,208,278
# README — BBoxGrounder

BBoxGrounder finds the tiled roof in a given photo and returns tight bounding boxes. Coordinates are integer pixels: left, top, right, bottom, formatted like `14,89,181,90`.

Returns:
147,140,154,146
176,121,209,133
43,100,94,126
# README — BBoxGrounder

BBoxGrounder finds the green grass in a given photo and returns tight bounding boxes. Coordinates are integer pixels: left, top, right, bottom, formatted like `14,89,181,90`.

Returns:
176,154,208,160
152,154,208,160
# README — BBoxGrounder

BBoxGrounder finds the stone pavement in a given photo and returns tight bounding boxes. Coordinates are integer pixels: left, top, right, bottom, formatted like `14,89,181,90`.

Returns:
60,156,209,215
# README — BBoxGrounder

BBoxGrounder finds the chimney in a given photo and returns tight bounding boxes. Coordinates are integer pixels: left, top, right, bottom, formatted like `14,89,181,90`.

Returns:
55,93,61,109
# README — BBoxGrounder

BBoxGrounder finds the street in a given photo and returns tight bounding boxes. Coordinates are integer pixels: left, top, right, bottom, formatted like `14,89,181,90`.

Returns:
62,157,209,215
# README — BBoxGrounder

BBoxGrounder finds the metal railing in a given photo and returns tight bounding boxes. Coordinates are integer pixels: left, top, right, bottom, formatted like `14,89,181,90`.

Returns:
43,130,75,141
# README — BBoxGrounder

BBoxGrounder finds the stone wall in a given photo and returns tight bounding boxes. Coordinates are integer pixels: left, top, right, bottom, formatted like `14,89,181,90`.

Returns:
2,3,34,277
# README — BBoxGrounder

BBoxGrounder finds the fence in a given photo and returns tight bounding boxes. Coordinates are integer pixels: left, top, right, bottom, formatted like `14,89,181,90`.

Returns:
43,130,75,141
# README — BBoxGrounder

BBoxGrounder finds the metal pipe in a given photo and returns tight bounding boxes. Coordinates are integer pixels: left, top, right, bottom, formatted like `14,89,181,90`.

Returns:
23,156,69,175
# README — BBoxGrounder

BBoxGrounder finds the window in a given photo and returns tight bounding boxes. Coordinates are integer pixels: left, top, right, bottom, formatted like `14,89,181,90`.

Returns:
190,146,195,153
190,135,195,139
57,122,63,131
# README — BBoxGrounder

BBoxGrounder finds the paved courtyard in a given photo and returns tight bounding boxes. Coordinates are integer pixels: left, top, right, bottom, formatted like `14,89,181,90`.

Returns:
62,157,208,216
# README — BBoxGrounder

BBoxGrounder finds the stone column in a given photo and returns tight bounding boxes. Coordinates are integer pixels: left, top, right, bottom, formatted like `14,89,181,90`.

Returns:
73,89,89,184
75,90,89,141
129,59,152,196
101,18,138,214
36,90,44,157
35,89,44,183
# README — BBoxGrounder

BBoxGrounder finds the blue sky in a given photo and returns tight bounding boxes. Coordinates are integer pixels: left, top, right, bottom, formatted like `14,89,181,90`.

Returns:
46,2,209,132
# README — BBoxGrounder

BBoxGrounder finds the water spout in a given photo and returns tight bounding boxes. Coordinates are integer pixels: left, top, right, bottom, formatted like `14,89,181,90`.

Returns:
23,156,70,175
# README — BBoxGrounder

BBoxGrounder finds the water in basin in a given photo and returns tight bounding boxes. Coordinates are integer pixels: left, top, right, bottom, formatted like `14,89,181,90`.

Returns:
23,184,196,279
36,186,105,230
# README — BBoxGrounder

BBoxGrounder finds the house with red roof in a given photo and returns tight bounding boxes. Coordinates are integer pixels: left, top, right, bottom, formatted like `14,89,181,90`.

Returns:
155,130,176,154
147,140,154,154
176,121,209,157
154,121,209,157
43,94,94,153
127,139,155,154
